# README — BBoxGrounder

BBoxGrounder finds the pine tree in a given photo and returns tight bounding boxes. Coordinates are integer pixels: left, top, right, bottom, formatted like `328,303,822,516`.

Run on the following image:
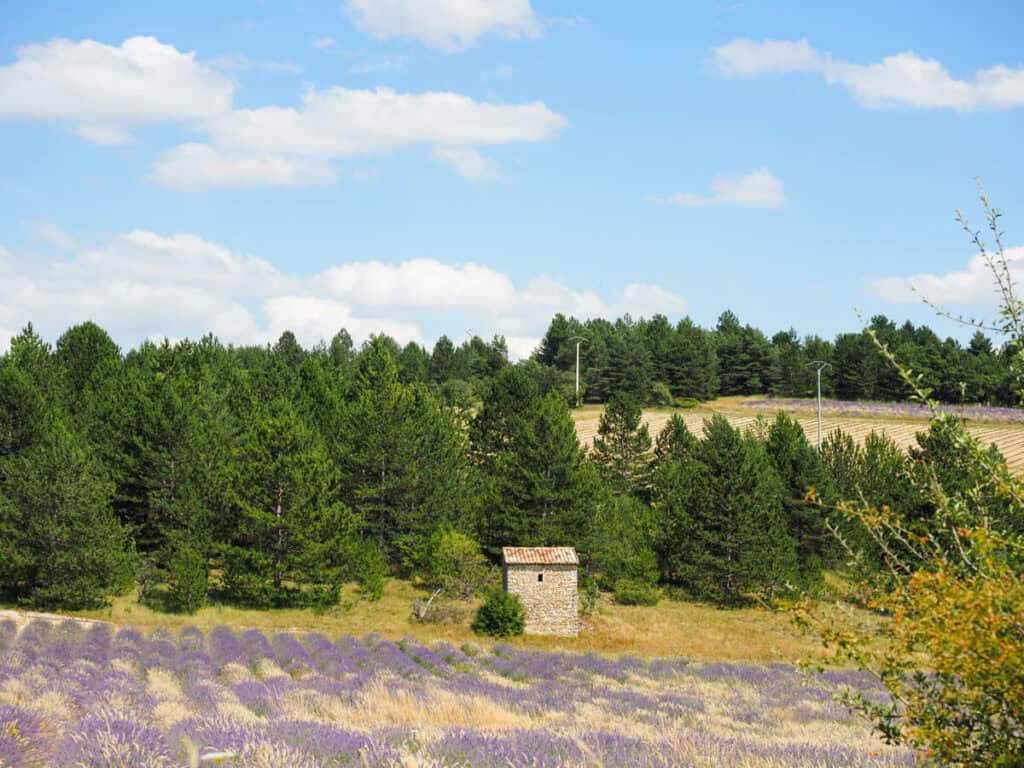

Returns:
516,391,590,544
667,318,718,400
222,396,355,607
590,392,652,496
472,368,590,555
54,321,120,413
6,324,57,396
660,415,797,605
339,338,472,569
325,328,356,375
764,412,829,586
652,413,699,466
1,417,134,609
81,340,233,576
588,490,659,592
430,335,457,383
0,363,45,459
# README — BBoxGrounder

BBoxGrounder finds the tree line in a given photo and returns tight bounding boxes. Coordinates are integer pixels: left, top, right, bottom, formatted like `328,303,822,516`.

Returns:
2,319,1014,613
537,310,1019,405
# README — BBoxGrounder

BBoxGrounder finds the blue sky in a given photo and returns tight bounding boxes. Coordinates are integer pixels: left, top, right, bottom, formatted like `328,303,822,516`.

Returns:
1,0,1022,357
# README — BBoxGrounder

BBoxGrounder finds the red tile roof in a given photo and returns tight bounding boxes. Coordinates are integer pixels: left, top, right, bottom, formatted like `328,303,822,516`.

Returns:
502,547,578,565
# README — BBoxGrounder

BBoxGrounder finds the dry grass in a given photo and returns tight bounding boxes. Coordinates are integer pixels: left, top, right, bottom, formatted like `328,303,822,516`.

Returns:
572,396,1024,474
45,578,868,663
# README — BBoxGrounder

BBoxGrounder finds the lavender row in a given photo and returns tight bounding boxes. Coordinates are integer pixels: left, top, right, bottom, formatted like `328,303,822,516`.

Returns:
746,397,1024,423
0,621,913,767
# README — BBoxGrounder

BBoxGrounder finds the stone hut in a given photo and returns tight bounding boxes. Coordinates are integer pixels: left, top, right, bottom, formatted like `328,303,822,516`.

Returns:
501,547,579,637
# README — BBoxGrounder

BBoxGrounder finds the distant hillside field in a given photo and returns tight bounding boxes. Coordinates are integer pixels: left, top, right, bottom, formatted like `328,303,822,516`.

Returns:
573,397,1024,475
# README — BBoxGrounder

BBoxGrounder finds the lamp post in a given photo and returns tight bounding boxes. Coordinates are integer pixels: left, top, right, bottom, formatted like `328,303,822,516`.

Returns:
569,336,588,408
805,360,832,451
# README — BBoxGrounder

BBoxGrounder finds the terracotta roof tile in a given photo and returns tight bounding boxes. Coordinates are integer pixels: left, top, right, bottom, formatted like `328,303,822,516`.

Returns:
501,547,578,565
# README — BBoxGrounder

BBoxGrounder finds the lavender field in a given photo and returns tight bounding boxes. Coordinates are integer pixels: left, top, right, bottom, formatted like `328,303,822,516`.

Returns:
0,619,911,768
744,398,1024,424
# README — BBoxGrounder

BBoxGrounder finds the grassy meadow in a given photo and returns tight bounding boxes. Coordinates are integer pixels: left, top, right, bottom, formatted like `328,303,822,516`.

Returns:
14,578,861,664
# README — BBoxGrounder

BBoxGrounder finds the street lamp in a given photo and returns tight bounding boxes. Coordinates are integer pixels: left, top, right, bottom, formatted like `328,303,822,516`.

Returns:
805,360,832,451
568,336,588,408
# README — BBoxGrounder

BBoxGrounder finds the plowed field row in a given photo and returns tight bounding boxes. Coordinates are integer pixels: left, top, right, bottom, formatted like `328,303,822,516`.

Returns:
574,409,1024,475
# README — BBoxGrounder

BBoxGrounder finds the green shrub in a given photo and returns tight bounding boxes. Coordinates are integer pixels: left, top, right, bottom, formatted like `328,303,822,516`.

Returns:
672,396,701,409
613,578,661,606
305,583,341,613
219,548,277,608
649,382,673,406
471,589,526,637
165,538,208,614
590,496,660,592
352,539,388,601
579,573,600,614
426,529,492,599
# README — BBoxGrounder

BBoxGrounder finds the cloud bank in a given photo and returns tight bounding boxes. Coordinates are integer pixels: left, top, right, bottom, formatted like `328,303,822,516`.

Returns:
873,246,1024,305
0,36,567,187
346,0,540,52
711,38,1024,112
0,229,686,360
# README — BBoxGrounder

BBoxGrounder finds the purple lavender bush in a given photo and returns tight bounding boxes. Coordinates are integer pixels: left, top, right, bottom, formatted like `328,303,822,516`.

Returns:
747,397,1024,424
0,622,913,767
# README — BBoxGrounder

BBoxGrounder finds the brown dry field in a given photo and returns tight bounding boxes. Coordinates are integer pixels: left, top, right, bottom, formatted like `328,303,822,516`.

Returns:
573,396,1024,474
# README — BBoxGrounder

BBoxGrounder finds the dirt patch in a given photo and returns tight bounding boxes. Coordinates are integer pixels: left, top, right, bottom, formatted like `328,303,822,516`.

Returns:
0,608,112,632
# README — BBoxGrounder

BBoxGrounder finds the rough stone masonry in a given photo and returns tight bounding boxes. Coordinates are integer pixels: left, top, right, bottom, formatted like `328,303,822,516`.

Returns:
501,546,579,637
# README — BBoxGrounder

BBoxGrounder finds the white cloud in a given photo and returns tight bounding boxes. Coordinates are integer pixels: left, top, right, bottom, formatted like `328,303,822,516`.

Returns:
712,37,1024,112
156,86,566,188
313,37,337,50
619,283,687,314
263,295,422,347
26,220,76,250
204,87,565,155
658,169,786,208
711,38,820,77
346,0,540,52
320,259,517,310
824,54,1024,111
152,143,339,189
81,229,294,296
872,247,1024,305
0,37,234,141
431,145,504,181
506,335,541,360
0,228,688,359
0,36,565,187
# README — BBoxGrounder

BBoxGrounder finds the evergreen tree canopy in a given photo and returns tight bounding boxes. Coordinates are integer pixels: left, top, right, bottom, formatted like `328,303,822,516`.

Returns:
339,337,472,569
471,367,590,556
0,416,134,609
55,321,121,410
221,395,355,607
764,412,830,586
0,363,45,459
590,392,652,496
657,415,798,605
